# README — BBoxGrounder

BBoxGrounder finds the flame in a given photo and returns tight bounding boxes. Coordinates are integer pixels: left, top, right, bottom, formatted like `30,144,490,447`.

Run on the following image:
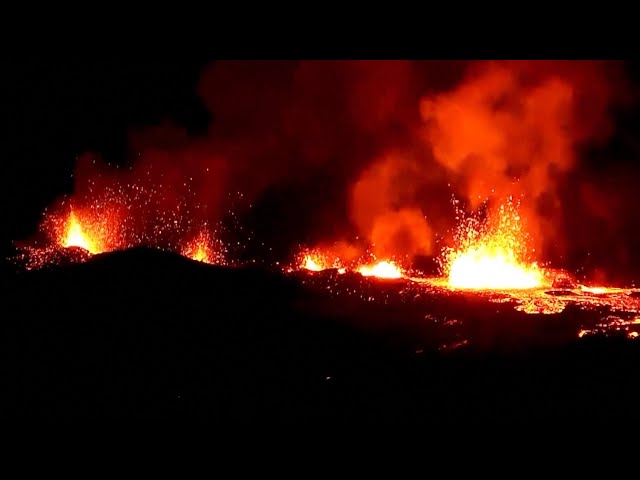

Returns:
356,260,403,279
444,199,547,290
61,211,100,254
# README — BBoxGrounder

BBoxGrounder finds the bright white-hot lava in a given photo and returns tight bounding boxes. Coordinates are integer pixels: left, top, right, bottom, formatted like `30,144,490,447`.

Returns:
356,260,403,279
448,245,545,290
302,255,325,271
443,199,548,290
63,212,97,253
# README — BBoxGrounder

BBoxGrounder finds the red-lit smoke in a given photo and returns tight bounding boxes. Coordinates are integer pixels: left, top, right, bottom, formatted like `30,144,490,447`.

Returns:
20,61,633,277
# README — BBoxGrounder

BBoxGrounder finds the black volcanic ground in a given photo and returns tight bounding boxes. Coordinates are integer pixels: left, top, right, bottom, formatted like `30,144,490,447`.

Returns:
3,247,640,422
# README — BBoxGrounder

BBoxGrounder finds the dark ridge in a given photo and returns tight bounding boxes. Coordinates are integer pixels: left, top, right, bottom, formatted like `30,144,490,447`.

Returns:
2,248,640,422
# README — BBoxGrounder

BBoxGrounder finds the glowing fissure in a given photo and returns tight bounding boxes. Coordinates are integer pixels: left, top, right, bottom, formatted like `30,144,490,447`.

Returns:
297,249,403,279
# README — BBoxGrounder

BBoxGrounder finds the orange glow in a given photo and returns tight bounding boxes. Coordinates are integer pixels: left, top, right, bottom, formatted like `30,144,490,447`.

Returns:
298,249,343,272
61,211,101,254
181,231,220,265
302,254,326,271
191,244,211,263
295,247,404,279
444,200,547,290
448,246,545,290
579,285,625,295
356,260,403,279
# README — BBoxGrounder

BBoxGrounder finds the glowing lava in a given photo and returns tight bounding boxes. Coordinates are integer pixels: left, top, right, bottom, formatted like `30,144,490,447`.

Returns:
444,199,547,290
448,246,545,290
297,249,345,273
191,244,211,263
181,231,220,265
357,260,403,279
295,247,403,279
62,211,99,254
302,254,327,271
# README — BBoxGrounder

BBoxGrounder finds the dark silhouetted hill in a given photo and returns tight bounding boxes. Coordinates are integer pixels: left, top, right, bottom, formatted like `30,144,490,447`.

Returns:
2,247,640,422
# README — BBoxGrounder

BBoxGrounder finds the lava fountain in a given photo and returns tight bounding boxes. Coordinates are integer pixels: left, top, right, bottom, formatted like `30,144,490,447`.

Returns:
180,230,224,265
296,249,345,273
443,199,548,290
61,211,102,254
302,254,329,272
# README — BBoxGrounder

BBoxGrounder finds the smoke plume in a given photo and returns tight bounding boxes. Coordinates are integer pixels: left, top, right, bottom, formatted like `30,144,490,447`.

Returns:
40,60,633,273
419,60,629,261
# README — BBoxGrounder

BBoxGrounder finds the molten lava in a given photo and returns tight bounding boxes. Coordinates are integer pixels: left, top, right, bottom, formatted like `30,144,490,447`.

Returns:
297,249,345,273
295,247,403,279
448,245,545,290
302,254,328,272
190,244,212,263
61,211,101,254
181,231,221,265
356,260,403,279
444,199,547,290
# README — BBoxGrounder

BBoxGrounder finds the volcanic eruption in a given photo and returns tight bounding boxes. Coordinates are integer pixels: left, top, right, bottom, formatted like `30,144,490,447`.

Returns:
7,59,640,423
443,198,548,290
10,60,640,333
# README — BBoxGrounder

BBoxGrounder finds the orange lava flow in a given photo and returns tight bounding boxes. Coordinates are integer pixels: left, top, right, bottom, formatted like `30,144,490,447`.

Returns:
356,260,403,279
61,211,102,254
444,200,547,290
